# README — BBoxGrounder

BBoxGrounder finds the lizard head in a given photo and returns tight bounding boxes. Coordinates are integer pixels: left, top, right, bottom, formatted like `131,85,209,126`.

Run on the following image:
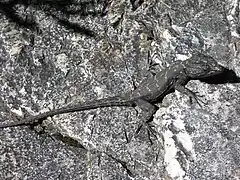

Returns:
183,53,225,79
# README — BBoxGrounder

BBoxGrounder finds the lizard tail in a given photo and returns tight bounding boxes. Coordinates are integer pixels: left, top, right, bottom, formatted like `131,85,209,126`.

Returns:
0,97,134,128
52,96,134,114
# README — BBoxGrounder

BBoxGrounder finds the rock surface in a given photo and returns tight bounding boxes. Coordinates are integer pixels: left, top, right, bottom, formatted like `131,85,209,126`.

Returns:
0,0,240,179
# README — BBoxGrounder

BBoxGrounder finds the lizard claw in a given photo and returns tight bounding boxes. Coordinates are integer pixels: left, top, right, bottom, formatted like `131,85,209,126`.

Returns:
135,124,143,135
189,91,207,107
134,121,157,141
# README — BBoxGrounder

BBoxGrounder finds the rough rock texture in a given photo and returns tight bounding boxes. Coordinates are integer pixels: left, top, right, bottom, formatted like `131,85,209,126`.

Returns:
0,0,240,179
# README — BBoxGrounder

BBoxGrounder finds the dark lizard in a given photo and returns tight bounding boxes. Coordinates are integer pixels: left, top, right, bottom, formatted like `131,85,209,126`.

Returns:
0,52,225,128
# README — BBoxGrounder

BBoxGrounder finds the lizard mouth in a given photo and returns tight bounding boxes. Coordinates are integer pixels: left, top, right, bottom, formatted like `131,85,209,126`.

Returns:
209,68,224,76
199,68,224,78
208,65,225,75
211,69,222,75
215,65,225,71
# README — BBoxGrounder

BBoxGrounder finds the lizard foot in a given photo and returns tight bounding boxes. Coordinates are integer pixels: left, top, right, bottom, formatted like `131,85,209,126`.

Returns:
189,91,207,107
134,121,158,144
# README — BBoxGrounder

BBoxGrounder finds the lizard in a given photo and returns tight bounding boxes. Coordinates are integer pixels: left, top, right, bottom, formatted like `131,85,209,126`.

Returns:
0,52,225,129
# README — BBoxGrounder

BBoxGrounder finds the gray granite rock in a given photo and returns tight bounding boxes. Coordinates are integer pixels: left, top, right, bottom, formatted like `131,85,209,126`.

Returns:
0,0,240,179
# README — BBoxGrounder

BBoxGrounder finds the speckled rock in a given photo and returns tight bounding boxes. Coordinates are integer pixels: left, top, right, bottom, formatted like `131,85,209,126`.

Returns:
0,0,240,179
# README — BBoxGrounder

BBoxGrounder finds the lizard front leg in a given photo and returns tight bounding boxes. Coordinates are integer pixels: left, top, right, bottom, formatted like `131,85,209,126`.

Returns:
174,81,205,107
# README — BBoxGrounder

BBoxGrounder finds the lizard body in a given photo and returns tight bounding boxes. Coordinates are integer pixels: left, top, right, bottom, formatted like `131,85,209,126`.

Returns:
0,52,224,128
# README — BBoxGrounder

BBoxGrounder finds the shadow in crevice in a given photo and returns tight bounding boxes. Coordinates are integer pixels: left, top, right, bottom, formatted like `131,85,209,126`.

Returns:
0,0,109,37
200,68,240,84
130,0,144,11
0,0,39,31
52,132,86,149
53,16,96,37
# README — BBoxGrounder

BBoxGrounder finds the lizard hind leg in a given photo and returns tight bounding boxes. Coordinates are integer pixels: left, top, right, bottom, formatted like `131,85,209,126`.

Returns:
132,98,159,143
